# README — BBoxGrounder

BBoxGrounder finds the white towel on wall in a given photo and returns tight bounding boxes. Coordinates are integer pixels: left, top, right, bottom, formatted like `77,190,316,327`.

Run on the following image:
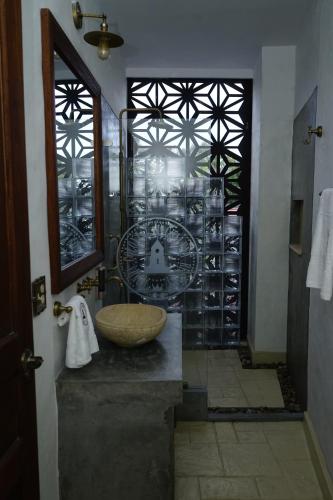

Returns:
57,295,99,368
306,188,333,300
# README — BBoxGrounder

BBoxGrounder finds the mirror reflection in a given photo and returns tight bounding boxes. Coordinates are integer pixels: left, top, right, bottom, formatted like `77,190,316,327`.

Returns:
54,51,96,267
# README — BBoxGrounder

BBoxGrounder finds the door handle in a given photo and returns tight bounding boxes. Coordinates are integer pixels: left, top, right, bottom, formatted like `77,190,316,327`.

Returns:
21,349,44,375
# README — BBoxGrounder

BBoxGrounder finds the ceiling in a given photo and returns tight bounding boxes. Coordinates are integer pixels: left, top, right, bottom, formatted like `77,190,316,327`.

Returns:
98,0,314,70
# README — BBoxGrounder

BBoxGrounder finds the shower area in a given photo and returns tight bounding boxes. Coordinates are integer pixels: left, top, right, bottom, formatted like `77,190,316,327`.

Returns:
104,78,259,411
125,78,252,347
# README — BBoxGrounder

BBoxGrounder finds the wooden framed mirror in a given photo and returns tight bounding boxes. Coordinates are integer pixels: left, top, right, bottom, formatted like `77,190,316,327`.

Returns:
41,9,104,293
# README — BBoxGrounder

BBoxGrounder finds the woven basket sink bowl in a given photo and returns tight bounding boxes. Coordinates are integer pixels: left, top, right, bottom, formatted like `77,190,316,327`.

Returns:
95,304,167,348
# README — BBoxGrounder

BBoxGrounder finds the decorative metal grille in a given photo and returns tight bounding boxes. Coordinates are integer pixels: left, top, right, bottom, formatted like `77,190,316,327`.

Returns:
127,78,252,346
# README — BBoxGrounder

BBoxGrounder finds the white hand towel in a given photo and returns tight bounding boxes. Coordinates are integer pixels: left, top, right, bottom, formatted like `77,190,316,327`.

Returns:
306,188,333,300
57,295,99,368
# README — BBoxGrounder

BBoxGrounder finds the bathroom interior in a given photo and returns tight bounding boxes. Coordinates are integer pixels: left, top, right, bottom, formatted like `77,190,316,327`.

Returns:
2,0,333,499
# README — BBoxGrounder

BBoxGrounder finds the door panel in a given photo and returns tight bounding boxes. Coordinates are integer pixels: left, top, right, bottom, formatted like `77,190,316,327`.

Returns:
287,89,317,410
0,0,40,498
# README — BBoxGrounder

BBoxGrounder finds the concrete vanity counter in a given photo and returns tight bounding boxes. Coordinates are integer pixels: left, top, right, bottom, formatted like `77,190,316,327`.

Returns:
57,313,182,500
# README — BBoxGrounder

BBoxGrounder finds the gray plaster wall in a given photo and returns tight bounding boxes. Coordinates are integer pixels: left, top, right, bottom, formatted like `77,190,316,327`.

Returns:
295,0,333,479
21,2,126,498
248,46,296,354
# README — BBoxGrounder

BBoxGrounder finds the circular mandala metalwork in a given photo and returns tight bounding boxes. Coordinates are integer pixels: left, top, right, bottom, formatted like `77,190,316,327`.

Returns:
117,217,199,300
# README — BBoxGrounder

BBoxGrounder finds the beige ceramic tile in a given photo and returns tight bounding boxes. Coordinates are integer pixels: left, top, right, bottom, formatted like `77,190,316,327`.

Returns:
174,431,190,447
233,422,264,432
240,379,284,408
262,421,305,433
280,460,323,499
188,422,216,445
265,430,310,460
220,443,282,477
256,477,296,499
175,477,201,500
208,370,241,388
235,368,278,381
200,477,260,499
237,430,267,443
214,422,237,443
175,442,224,477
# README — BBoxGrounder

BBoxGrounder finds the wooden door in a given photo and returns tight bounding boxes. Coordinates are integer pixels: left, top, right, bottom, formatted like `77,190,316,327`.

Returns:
0,0,40,498
287,89,318,410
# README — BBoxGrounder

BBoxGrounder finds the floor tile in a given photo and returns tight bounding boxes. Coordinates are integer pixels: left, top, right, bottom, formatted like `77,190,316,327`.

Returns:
214,422,237,443
200,477,260,499
175,477,201,500
220,443,282,477
175,443,224,477
265,430,310,460
233,422,264,432
256,477,296,499
280,460,324,499
188,422,217,444
236,430,267,443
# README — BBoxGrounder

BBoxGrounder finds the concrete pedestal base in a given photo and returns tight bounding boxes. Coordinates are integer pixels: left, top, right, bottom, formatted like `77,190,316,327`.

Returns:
57,313,182,500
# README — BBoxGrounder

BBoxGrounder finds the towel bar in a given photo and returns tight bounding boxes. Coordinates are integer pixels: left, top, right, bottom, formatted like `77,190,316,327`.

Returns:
53,301,73,317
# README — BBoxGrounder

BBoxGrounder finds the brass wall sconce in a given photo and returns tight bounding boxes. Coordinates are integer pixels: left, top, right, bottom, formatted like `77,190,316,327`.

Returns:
72,1,124,60
304,125,323,145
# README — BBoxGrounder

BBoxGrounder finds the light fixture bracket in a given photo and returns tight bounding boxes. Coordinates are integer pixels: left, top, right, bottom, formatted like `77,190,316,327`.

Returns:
72,1,83,29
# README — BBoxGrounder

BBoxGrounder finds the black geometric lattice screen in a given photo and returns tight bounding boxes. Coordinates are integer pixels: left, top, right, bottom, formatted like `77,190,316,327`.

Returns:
55,79,94,177
127,79,252,216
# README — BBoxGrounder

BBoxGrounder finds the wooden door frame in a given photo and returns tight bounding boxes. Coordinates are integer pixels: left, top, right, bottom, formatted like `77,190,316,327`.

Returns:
0,0,40,497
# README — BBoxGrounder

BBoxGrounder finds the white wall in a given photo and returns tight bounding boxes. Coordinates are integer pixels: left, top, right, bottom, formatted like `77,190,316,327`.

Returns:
249,46,296,354
295,0,333,478
21,2,126,499
126,67,253,79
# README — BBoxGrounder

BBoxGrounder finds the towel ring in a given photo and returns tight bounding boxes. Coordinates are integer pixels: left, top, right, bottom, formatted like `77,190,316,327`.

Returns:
53,301,73,317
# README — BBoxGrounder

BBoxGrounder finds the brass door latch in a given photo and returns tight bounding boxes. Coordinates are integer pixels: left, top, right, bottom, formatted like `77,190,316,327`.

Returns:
21,349,44,376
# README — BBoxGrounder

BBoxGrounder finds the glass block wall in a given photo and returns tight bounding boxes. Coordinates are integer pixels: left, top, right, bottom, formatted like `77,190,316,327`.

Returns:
126,156,242,347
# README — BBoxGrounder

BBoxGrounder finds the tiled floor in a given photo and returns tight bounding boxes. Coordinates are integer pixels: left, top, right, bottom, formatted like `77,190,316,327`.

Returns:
175,421,324,499
183,350,284,408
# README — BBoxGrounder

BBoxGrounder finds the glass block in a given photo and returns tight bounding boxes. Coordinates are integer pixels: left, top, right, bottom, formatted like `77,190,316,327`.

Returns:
224,235,241,255
224,273,241,291
187,198,204,214
204,291,223,309
204,255,223,271
167,294,184,311
224,215,242,235
76,198,93,216
76,215,94,235
185,310,204,328
184,291,202,310
205,328,222,346
186,178,205,196
58,178,73,197
205,273,223,290
187,215,204,236
128,198,146,215
223,327,241,345
72,157,93,177
194,236,204,252
167,178,185,197
131,157,146,176
205,217,223,237
223,256,241,273
223,310,240,327
146,177,168,197
148,156,168,176
205,196,224,215
128,177,145,197
188,273,203,291
75,178,93,197
147,198,166,215
59,199,73,217
184,328,204,346
205,311,223,329
205,237,223,253
166,198,185,215
223,292,240,310
127,216,146,228
205,178,223,197
168,274,189,295
166,157,186,177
